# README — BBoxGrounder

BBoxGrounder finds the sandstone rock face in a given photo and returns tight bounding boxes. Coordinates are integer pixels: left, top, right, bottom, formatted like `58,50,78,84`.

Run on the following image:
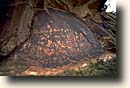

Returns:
0,8,104,75
36,0,105,17
0,0,34,56
0,0,116,76
83,12,116,52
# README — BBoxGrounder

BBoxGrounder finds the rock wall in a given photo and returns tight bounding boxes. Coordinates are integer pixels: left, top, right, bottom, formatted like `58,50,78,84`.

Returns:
0,0,34,56
0,0,116,76
0,0,108,56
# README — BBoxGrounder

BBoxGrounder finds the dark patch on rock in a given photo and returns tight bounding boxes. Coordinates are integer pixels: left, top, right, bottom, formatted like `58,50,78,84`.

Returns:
5,8,104,70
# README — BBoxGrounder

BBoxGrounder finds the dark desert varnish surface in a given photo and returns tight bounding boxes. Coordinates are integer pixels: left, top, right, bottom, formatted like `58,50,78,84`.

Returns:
0,8,104,75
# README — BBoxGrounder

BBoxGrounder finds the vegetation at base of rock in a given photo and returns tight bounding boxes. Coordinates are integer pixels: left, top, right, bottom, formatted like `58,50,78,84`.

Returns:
58,56,117,76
